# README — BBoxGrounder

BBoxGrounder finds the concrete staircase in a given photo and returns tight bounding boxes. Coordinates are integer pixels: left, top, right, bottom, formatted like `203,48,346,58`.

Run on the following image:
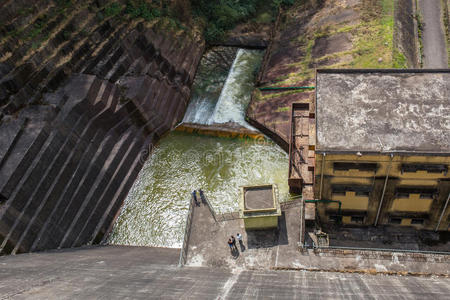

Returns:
0,0,205,254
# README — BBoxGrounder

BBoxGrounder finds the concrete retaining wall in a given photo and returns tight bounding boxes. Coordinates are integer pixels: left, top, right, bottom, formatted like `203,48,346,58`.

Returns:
394,0,421,68
0,1,204,254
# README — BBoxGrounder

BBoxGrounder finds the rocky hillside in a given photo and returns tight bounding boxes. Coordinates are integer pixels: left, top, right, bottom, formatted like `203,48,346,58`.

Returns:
247,0,416,150
0,0,204,254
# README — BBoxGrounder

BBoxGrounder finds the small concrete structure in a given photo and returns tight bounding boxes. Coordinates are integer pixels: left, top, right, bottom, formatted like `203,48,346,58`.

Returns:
239,184,281,230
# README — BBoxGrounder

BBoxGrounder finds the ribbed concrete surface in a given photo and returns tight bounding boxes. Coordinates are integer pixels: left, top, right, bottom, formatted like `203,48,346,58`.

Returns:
0,246,449,299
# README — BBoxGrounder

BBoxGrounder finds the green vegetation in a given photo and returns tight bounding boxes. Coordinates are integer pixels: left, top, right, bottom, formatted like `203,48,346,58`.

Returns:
56,0,74,13
393,48,407,68
350,0,395,68
273,0,402,87
18,7,34,17
125,0,161,21
415,11,424,66
105,3,122,17
191,0,294,43
25,14,50,41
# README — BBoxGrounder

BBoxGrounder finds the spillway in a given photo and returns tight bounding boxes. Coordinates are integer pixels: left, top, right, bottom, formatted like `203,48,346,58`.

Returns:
107,47,289,248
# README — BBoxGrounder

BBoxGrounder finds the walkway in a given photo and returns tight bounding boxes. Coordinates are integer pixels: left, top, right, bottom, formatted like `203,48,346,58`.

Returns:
185,201,449,275
419,0,448,68
1,245,450,299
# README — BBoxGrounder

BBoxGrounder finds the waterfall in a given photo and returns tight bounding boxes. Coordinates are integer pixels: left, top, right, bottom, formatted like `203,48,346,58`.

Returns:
183,48,263,129
209,49,260,129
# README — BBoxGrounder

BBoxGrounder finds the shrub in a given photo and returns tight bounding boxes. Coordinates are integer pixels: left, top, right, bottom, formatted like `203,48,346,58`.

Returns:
191,0,295,43
126,0,161,21
105,3,122,17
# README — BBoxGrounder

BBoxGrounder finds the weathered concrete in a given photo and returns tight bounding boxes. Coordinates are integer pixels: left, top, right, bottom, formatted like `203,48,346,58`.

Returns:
418,0,449,68
1,245,450,299
0,2,205,255
323,224,450,252
186,201,450,275
244,186,274,210
316,70,450,153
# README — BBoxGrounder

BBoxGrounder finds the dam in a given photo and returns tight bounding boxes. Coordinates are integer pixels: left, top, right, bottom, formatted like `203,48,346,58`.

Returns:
107,47,289,248
0,1,449,298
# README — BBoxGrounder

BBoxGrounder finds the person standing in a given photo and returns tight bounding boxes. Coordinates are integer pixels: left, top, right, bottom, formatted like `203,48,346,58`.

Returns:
231,235,237,250
228,238,233,250
237,233,242,244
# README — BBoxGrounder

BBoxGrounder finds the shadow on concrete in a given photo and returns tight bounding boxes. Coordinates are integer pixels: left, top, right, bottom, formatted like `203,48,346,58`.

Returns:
239,240,246,252
246,212,289,249
230,247,240,259
322,224,450,252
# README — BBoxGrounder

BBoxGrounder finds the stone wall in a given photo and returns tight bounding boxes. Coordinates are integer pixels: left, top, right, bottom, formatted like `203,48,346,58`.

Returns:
0,0,204,254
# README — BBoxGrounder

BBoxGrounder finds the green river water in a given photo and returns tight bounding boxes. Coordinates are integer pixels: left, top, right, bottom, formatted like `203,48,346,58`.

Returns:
107,48,289,248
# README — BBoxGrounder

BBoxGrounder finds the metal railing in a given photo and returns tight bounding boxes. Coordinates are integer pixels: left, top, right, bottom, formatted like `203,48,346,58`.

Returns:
313,245,450,256
200,190,242,222
216,211,241,222
178,196,195,267
199,190,217,222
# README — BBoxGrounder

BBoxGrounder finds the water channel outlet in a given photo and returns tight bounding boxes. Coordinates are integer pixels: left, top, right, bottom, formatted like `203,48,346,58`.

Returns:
107,47,289,248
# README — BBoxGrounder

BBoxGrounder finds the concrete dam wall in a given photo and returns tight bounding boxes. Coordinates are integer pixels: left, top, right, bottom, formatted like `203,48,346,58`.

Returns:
0,0,204,254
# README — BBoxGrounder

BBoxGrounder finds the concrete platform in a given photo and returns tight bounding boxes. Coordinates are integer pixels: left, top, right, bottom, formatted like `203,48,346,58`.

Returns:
243,186,274,210
1,245,450,299
186,201,450,275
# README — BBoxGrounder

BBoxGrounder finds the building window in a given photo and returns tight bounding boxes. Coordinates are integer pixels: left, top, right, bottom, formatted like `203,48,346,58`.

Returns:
397,192,410,198
351,216,364,224
411,218,424,225
334,162,377,172
332,191,346,196
355,191,370,197
401,164,448,175
395,187,437,199
419,193,434,199
389,217,402,224
332,185,371,197
329,215,342,223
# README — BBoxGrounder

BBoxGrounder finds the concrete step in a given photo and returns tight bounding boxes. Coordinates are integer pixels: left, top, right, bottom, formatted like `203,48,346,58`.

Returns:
62,128,137,248
5,81,115,253
32,128,111,251
0,76,101,253
3,9,99,107
0,9,65,69
25,84,124,251
71,22,116,72
0,117,87,254
91,131,149,245
30,100,135,252
51,126,128,250
1,8,89,89
0,1,53,39
165,92,185,129
0,117,27,169
106,53,133,83
81,24,129,75
0,76,106,250
0,107,55,198
91,45,124,78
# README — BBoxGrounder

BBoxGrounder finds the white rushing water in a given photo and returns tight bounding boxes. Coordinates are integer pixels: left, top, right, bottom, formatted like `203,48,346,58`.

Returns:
183,48,263,129
107,47,289,248
209,49,261,129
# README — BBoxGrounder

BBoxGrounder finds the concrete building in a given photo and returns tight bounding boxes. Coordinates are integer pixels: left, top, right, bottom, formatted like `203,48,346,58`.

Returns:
313,69,450,231
239,184,281,230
